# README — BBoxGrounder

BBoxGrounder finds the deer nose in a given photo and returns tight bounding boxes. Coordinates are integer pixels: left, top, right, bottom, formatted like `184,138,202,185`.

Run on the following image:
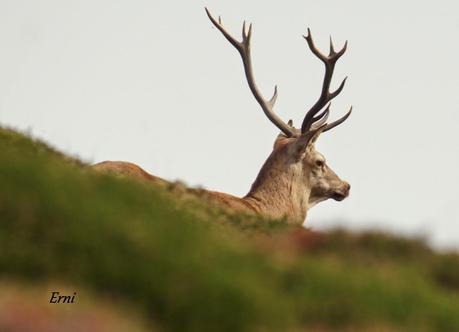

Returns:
343,182,351,195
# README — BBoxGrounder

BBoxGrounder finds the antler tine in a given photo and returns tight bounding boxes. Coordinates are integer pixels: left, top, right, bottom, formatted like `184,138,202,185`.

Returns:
323,106,352,132
329,36,335,55
205,7,296,137
205,8,242,51
301,29,349,134
310,104,330,130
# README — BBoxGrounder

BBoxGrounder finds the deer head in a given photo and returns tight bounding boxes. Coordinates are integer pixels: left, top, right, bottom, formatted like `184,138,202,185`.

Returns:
206,8,352,223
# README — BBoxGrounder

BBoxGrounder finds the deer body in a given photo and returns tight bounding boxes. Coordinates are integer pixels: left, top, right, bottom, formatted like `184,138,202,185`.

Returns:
93,134,349,225
92,8,353,225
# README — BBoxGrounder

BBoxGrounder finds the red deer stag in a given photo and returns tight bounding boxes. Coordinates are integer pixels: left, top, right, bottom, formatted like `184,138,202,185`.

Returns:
93,8,352,224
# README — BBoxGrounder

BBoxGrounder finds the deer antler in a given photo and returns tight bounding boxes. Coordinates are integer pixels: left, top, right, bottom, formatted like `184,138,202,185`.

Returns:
301,29,352,134
205,8,297,137
206,8,351,138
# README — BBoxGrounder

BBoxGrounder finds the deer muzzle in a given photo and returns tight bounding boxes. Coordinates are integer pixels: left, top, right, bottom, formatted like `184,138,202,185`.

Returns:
331,182,350,201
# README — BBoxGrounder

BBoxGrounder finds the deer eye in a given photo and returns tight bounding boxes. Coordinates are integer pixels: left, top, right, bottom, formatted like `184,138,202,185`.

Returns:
315,160,325,167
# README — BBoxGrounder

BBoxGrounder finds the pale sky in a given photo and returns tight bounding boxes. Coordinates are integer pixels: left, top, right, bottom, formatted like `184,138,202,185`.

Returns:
1,1,458,249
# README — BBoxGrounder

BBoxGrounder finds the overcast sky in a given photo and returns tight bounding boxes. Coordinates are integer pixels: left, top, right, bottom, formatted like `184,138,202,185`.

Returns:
1,1,458,249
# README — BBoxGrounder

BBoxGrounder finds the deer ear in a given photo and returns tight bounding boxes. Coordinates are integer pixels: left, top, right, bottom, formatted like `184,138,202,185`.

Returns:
308,124,326,145
293,124,326,157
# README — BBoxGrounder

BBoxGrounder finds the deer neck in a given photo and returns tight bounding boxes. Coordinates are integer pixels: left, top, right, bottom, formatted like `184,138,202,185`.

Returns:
243,156,310,224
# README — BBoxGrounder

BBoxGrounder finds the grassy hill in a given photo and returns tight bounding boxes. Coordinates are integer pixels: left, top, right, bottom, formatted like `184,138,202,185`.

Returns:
1,126,459,332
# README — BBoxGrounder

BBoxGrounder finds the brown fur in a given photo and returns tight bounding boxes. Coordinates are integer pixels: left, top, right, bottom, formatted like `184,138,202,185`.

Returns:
92,161,167,185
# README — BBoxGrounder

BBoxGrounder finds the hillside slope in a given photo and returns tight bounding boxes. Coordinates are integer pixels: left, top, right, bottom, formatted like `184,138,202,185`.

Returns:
1,126,459,332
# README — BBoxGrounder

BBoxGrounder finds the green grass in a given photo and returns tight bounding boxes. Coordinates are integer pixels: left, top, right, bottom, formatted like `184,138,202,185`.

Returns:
1,126,459,332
